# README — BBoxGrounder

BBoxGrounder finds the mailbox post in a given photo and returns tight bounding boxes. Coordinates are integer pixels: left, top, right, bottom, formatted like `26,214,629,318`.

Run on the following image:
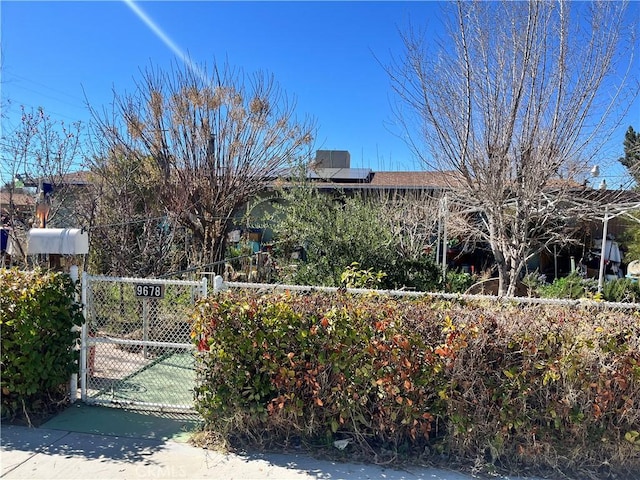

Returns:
27,228,89,404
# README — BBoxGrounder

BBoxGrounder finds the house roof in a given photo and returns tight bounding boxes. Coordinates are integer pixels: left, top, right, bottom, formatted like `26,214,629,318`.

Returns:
368,171,463,189
12,171,94,189
57,171,93,185
0,191,35,209
570,187,640,206
304,169,464,190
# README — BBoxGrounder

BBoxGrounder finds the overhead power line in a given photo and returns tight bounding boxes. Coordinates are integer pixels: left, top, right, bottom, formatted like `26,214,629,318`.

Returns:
3,72,87,106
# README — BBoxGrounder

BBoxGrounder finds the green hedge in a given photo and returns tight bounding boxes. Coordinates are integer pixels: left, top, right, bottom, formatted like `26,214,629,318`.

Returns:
1,269,83,421
192,290,640,478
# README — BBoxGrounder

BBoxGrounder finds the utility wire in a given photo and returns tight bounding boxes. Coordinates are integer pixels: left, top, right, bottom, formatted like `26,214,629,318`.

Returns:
4,72,88,106
86,213,237,231
86,215,169,230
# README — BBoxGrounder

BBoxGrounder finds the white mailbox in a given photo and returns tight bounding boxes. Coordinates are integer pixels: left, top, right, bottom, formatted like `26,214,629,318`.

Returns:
27,228,89,255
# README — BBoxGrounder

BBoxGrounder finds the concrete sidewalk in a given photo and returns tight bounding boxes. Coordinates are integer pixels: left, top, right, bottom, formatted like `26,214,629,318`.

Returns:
1,403,545,480
0,424,548,480
0,423,456,479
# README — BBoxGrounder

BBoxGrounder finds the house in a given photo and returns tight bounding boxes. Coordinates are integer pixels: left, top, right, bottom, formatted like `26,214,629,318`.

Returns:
284,149,463,193
7,149,637,285
242,150,640,283
0,172,94,266
1,190,37,221
238,150,477,273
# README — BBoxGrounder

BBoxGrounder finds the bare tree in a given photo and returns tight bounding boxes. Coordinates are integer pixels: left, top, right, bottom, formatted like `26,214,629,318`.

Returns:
388,0,638,295
1,106,83,264
89,61,315,269
374,189,442,260
81,152,181,277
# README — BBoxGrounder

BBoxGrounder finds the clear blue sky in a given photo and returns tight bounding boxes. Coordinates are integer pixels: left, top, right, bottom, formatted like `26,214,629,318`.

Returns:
1,1,638,186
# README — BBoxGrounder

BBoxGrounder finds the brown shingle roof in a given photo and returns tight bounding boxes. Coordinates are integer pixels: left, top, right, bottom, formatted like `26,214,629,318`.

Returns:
308,170,464,190
57,171,93,185
368,171,463,188
0,191,35,208
268,169,464,191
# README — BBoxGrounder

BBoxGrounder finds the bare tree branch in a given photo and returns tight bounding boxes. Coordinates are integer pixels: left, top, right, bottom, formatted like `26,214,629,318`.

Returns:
88,60,316,269
388,0,638,295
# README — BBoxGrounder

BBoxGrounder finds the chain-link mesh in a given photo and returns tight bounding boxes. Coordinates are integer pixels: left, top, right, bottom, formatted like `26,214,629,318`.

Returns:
82,275,205,411
225,279,640,311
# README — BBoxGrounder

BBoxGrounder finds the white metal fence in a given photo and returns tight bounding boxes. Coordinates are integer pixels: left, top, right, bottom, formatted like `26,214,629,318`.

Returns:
217,277,640,310
78,272,638,412
80,273,207,412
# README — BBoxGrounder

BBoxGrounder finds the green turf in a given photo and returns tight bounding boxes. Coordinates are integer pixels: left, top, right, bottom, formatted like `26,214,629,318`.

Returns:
41,403,201,442
91,352,196,408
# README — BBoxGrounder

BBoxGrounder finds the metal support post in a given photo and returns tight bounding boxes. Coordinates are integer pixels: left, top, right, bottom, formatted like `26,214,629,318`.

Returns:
441,195,448,281
597,207,610,293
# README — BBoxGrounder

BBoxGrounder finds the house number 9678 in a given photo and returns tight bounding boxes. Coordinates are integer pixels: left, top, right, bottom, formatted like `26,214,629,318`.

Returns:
135,284,165,298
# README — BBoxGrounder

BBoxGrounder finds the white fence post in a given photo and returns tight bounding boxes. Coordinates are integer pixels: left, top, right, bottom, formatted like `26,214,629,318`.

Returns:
69,266,79,403
80,272,89,402
213,275,225,293
201,276,208,297
142,298,149,359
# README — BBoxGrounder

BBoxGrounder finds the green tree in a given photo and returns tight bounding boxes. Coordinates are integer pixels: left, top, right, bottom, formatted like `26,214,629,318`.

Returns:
619,126,640,185
267,181,440,290
615,128,640,264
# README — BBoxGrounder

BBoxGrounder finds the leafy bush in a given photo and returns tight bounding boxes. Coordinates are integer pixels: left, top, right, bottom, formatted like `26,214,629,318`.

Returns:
192,290,640,478
224,241,253,270
441,270,476,293
601,277,640,303
340,262,387,288
537,271,597,299
521,271,547,292
266,184,442,291
386,255,441,292
534,272,640,303
1,269,83,422
193,291,445,456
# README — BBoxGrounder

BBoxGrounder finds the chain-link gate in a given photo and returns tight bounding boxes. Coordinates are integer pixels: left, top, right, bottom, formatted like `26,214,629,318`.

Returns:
80,274,207,412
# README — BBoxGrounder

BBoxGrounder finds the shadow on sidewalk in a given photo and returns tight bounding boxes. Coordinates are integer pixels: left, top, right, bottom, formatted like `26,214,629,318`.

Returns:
40,403,201,441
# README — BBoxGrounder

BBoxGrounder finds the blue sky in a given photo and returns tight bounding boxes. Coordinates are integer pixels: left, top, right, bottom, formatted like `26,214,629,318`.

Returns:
1,1,638,187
